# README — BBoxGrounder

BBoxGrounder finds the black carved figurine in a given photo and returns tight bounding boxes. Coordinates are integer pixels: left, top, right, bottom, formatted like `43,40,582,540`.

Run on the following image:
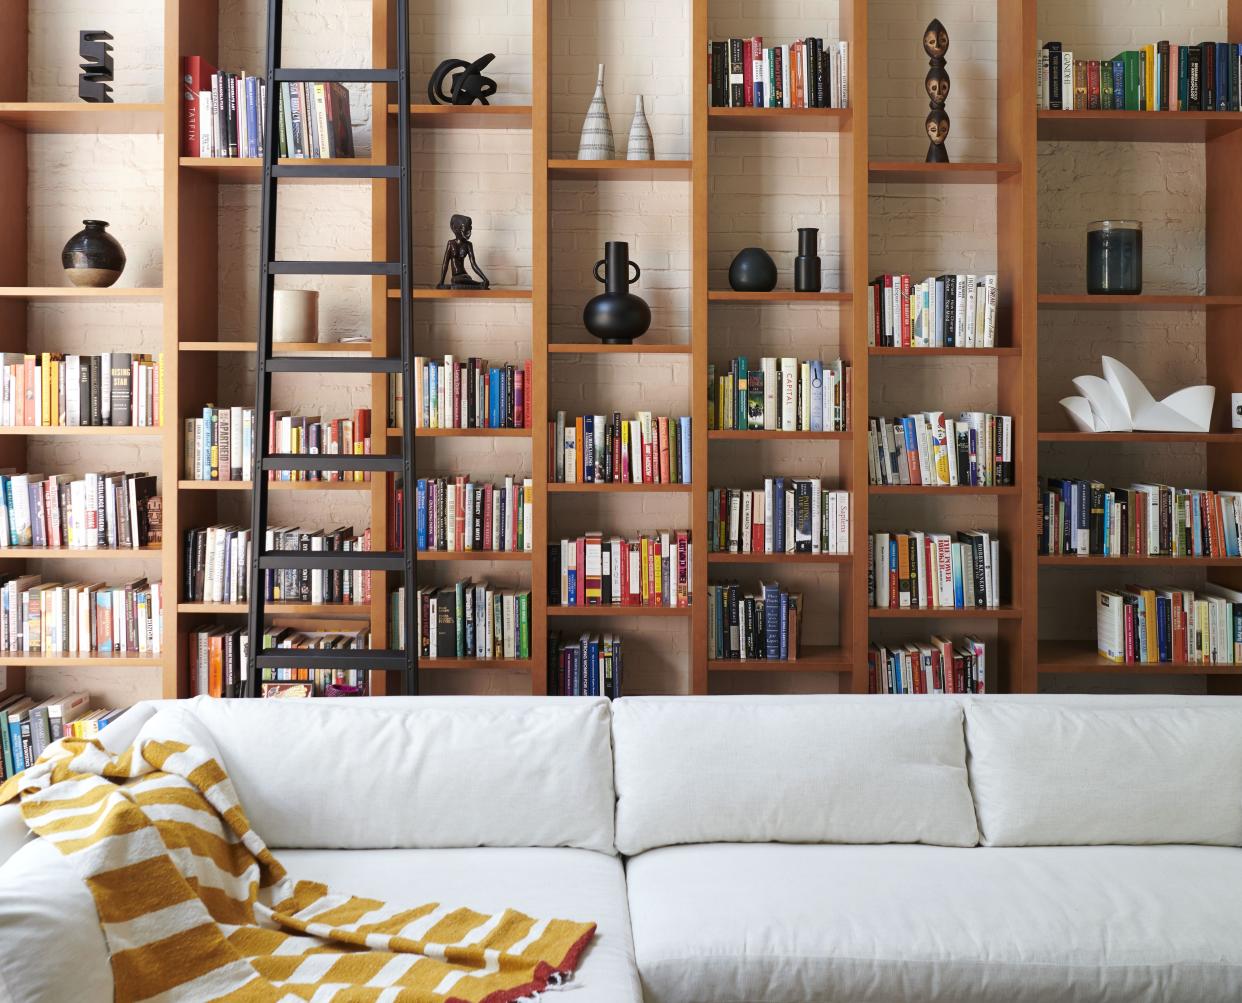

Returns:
436,214,490,290
428,53,499,106
79,31,115,103
923,19,950,162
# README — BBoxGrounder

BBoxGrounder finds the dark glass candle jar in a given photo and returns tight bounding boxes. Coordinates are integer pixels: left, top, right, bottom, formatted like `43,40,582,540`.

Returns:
1086,220,1142,295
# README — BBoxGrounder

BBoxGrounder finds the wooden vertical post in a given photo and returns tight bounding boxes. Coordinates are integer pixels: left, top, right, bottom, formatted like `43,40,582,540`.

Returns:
690,0,709,694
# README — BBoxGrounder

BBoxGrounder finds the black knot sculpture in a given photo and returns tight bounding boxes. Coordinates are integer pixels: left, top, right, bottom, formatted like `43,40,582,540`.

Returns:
428,53,498,106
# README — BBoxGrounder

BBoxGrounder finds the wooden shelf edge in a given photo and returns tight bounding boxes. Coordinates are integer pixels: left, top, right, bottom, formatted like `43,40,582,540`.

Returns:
708,552,851,564
868,606,1021,618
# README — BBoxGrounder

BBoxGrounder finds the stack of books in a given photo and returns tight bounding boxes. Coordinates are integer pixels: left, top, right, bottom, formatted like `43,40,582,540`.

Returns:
707,581,802,660
0,576,164,656
709,37,848,108
1038,41,1242,111
708,357,850,432
389,583,532,661
414,476,534,553
259,629,371,696
870,530,1000,610
1,692,125,779
405,357,533,430
1039,479,1242,558
1097,584,1242,665
548,632,624,697
189,627,249,699
868,274,997,349
709,480,850,555
868,412,1014,487
0,471,160,550
0,352,163,427
868,636,987,694
185,405,256,482
550,412,691,485
549,531,692,608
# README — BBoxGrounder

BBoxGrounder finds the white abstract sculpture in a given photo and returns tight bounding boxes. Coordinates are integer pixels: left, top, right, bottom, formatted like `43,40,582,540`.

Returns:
1059,356,1215,434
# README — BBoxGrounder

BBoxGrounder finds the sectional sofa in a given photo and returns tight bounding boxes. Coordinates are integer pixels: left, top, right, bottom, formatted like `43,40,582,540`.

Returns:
2,694,1241,1002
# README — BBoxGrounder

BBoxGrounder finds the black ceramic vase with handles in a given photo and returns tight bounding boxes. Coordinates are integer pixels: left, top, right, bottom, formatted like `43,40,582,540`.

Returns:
583,241,651,345
794,227,822,292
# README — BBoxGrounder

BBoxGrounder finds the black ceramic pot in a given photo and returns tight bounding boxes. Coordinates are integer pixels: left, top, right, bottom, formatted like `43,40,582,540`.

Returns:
62,220,126,288
729,247,777,292
794,227,822,292
584,241,651,345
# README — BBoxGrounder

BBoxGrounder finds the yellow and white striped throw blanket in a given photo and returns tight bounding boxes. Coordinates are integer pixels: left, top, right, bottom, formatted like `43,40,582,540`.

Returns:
0,709,596,1002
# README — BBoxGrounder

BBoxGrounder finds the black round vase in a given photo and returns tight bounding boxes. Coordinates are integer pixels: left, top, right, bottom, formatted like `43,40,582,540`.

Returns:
583,241,651,345
62,220,126,289
794,227,822,292
729,247,777,292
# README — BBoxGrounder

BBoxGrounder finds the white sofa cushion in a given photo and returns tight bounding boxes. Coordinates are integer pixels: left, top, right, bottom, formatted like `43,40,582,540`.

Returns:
625,841,1242,1003
611,697,978,854
966,702,1242,846
180,696,616,852
0,841,640,1003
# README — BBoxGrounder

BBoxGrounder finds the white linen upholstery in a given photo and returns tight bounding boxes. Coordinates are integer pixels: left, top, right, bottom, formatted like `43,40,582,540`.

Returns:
0,841,640,1003
612,697,978,854
966,702,1242,846
180,695,617,852
625,841,1242,1003
0,805,27,868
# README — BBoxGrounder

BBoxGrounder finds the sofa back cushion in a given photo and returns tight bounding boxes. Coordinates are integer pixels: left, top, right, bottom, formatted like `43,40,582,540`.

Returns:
611,697,979,855
966,701,1242,846
184,696,616,853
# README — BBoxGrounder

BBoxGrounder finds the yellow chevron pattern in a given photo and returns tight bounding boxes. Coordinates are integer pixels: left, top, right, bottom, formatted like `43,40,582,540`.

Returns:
0,712,596,1003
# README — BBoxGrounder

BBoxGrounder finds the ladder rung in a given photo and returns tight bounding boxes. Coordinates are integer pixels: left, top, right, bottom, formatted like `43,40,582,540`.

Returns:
261,455,404,473
268,261,401,276
266,357,403,374
258,551,407,572
273,69,399,84
272,163,401,181
255,649,409,671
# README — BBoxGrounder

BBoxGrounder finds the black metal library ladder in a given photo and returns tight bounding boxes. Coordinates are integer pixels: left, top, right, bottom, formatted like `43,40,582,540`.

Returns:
245,0,418,696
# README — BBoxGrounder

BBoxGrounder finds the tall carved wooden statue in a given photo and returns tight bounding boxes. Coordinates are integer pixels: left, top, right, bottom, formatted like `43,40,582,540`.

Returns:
923,19,950,163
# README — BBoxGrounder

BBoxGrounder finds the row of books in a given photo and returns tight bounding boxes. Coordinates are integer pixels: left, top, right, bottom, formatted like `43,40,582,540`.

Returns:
414,476,533,553
0,472,160,551
184,525,372,606
550,412,692,485
1040,479,1242,558
1038,41,1242,112
707,581,803,661
870,530,1001,610
268,408,373,481
548,632,624,697
1,693,125,780
868,275,998,349
549,532,692,608
184,406,255,482
0,352,162,428
868,636,987,694
389,584,532,661
1097,585,1242,665
709,482,850,555
0,576,164,655
867,412,1014,487
708,357,850,432
181,58,357,158
403,358,533,430
709,37,849,109
188,626,371,698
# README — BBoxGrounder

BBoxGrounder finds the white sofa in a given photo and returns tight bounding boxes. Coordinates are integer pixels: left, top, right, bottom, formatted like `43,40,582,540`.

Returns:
2,694,1242,1002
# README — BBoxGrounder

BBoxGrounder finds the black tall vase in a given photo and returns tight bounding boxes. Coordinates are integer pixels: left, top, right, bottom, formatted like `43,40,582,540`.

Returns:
583,241,651,345
794,227,821,292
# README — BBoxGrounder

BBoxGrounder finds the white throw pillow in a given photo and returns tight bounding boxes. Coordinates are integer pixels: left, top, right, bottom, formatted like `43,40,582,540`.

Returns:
612,697,979,855
966,701,1242,846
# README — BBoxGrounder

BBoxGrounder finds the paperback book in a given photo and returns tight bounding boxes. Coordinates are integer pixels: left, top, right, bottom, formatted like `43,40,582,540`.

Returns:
707,581,802,660
405,357,533,430
411,476,533,553
549,632,623,697
870,530,1000,610
0,576,163,656
709,481,849,555
708,357,850,432
1,692,125,779
868,635,987,694
0,471,160,550
868,412,1013,487
1097,584,1242,664
867,274,997,349
389,583,532,661
549,531,692,608
709,37,848,109
0,352,163,428
550,412,691,485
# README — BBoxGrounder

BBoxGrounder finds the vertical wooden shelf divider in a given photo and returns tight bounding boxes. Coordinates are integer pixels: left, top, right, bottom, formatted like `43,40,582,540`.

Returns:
690,0,710,693
531,0,551,694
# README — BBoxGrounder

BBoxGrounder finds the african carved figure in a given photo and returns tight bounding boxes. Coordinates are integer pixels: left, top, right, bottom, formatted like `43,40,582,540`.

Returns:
435,214,491,290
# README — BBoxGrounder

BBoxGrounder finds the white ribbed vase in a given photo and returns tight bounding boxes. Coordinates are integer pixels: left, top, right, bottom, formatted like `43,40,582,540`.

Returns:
626,95,653,160
577,64,615,160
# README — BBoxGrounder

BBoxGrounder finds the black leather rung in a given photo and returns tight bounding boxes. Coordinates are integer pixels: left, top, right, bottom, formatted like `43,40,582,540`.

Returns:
273,69,399,83
254,649,409,670
258,551,406,571
272,164,401,180
265,357,403,374
261,455,404,472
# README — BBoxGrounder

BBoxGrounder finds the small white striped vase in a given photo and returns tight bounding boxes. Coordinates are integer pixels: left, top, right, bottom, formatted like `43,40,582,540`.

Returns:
577,63,616,160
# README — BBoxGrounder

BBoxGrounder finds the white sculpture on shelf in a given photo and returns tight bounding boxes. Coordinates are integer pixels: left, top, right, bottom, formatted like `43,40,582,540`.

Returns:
1059,356,1215,434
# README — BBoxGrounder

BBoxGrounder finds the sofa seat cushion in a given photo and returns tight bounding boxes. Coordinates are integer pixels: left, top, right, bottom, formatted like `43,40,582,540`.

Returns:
626,842,1242,1003
0,842,640,1003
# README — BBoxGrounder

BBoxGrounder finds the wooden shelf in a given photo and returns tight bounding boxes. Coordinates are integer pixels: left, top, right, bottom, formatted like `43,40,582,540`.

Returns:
548,159,692,181
419,657,533,670
1037,110,1242,143
708,429,850,441
708,552,850,565
0,102,163,134
1038,293,1242,309
1038,641,1242,675
0,547,161,559
547,483,692,493
416,550,533,561
547,606,692,618
868,161,1020,184
390,287,533,300
180,158,385,183
1038,431,1239,444
1039,554,1242,567
869,484,1019,495
0,653,163,667
178,480,373,492
404,427,532,438
708,646,850,672
870,346,1019,357
548,342,691,354
389,104,534,129
0,287,162,301
869,606,1021,619
708,289,851,303
180,341,373,353
0,425,162,437
708,107,850,132
178,602,373,618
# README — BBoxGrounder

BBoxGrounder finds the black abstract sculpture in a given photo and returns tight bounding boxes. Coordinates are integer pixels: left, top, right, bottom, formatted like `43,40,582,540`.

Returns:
428,53,498,106
436,214,490,290
79,31,114,104
923,19,950,163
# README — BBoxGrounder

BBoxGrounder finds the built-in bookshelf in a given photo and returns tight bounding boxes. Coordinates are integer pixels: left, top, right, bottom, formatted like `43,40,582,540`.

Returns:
2,0,1237,702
